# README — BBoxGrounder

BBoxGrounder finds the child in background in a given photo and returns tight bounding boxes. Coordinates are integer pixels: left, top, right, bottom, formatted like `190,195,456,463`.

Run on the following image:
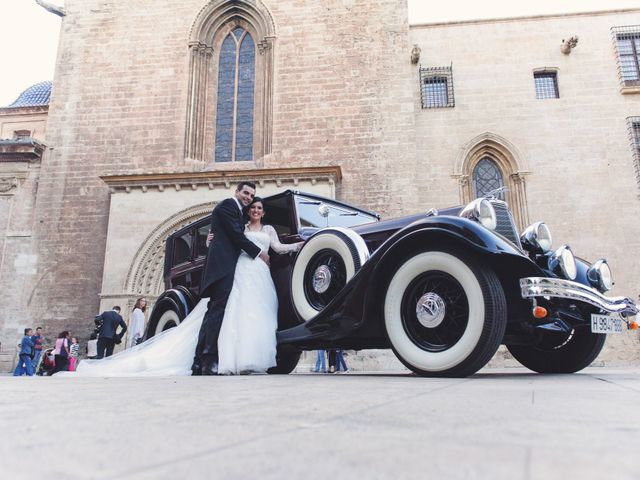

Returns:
68,337,80,371
86,332,98,359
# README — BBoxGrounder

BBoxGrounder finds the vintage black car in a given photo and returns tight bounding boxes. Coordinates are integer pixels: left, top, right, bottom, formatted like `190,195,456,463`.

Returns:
146,189,638,377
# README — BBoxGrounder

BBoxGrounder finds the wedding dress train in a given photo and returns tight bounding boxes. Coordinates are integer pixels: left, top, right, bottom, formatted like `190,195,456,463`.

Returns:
66,226,295,377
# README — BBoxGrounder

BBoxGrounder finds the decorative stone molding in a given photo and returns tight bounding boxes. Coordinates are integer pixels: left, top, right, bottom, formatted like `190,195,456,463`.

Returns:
452,132,530,229
0,177,19,194
123,202,216,297
100,166,342,194
185,0,276,162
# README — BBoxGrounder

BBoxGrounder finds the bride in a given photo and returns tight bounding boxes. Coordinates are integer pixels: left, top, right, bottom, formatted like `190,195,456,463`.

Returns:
70,197,302,376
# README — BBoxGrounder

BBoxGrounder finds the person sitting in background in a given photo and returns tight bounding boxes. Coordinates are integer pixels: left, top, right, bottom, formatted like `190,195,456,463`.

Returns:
13,328,35,376
86,332,98,359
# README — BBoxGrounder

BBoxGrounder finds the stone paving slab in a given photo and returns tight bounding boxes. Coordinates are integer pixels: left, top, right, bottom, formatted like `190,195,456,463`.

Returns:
1,367,639,480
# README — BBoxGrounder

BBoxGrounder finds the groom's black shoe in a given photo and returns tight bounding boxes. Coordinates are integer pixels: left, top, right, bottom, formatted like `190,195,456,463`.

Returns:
201,360,218,376
191,362,202,376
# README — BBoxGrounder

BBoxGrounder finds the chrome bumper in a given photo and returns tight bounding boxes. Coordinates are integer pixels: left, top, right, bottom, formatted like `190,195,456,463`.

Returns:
520,277,638,316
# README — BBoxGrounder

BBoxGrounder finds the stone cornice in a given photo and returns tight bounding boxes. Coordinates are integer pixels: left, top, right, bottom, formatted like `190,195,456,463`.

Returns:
100,166,342,193
410,8,640,29
0,105,49,115
0,138,46,161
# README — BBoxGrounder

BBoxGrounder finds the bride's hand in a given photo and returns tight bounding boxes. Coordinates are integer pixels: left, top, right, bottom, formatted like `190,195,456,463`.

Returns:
258,251,270,266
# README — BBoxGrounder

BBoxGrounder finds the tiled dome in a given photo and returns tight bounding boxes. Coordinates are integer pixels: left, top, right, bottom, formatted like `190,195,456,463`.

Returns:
7,81,52,108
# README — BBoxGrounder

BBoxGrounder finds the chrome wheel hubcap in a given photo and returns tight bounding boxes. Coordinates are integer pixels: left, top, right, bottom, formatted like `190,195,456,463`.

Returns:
416,293,446,328
312,265,332,294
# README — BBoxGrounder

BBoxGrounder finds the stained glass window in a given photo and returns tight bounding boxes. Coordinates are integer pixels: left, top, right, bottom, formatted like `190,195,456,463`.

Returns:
473,157,505,200
215,28,255,162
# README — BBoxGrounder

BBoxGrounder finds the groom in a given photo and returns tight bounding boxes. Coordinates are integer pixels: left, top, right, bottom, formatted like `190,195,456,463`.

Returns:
192,181,269,375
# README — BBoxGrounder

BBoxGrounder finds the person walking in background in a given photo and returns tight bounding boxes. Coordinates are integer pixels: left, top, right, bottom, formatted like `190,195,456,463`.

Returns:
95,306,127,359
52,331,70,373
13,328,35,376
128,298,147,348
335,349,348,373
31,327,44,371
68,337,80,371
313,349,327,373
327,349,336,373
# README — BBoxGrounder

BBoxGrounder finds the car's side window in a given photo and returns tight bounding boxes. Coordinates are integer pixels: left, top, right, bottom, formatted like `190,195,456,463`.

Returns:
195,225,209,258
172,231,192,266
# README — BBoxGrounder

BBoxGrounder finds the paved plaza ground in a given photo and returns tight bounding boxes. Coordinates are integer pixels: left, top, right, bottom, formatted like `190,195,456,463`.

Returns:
2,367,639,479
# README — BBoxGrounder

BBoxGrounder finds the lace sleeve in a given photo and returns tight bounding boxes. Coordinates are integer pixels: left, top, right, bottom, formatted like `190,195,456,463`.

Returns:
265,225,303,254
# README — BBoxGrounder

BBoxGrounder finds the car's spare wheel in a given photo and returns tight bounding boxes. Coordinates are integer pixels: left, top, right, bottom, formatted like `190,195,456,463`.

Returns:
291,227,369,321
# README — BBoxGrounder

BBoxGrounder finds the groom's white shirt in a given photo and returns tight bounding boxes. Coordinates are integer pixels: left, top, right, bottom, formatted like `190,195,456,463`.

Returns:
232,197,242,212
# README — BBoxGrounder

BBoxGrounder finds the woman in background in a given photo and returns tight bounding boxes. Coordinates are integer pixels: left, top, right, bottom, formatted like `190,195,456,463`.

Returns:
52,331,70,373
128,298,147,348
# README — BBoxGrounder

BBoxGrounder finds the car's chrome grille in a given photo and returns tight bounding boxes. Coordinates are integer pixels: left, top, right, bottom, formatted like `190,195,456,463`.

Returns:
490,200,522,249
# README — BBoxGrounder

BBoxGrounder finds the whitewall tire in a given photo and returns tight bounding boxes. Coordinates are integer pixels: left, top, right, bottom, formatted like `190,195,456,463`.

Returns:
154,309,180,334
291,227,369,321
384,251,506,377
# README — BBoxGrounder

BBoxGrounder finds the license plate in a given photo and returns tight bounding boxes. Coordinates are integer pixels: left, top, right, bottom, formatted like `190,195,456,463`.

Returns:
590,313,623,334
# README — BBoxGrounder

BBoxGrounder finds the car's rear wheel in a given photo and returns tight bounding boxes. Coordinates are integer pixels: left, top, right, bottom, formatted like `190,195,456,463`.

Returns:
507,329,606,373
291,227,369,321
384,251,507,377
146,288,194,339
267,349,301,374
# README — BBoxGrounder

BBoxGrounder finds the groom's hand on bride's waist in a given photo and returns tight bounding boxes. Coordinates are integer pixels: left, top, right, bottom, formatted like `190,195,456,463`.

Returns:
258,251,270,266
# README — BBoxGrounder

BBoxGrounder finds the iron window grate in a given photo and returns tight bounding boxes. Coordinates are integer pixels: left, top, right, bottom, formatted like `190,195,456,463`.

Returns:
612,25,640,87
420,65,455,108
534,71,559,99
626,116,640,190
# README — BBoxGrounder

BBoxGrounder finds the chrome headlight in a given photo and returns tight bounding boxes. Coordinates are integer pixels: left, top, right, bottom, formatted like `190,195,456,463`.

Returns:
520,221,552,253
459,198,497,230
548,245,577,280
587,259,613,293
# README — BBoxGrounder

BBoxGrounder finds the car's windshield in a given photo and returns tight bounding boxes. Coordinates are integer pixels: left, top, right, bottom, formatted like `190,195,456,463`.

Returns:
295,195,378,229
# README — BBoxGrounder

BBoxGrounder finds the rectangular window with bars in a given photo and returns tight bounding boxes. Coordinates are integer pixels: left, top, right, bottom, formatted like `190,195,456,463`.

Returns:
534,71,559,99
613,26,640,87
627,117,640,188
420,66,455,108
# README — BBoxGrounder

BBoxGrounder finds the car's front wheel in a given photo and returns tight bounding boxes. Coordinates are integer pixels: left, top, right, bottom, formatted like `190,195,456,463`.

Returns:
507,329,606,373
384,251,507,377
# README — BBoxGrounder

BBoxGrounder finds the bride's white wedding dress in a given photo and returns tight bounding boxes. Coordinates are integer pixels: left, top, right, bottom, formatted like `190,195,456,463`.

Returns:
68,225,299,377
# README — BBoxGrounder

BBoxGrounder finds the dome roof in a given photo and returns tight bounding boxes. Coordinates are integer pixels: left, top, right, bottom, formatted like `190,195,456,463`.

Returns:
7,81,52,108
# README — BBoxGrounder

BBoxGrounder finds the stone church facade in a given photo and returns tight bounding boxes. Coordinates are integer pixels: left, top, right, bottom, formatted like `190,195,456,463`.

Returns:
1,1,639,368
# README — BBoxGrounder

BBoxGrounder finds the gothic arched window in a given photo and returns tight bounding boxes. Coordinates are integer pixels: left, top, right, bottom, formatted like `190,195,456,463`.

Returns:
215,27,255,162
185,1,276,164
472,157,505,200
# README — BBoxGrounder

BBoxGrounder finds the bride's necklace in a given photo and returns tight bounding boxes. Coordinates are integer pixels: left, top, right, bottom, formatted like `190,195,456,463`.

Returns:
246,222,263,232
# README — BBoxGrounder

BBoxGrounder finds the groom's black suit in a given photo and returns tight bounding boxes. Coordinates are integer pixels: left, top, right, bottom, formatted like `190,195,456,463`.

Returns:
194,197,261,373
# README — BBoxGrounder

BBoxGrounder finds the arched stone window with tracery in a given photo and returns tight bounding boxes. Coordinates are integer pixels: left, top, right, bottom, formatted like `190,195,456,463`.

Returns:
472,157,505,200
215,27,256,162
185,0,275,165
454,133,530,230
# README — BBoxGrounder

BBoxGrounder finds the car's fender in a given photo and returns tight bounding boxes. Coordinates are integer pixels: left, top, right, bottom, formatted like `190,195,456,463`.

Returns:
145,286,195,339
358,217,548,333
